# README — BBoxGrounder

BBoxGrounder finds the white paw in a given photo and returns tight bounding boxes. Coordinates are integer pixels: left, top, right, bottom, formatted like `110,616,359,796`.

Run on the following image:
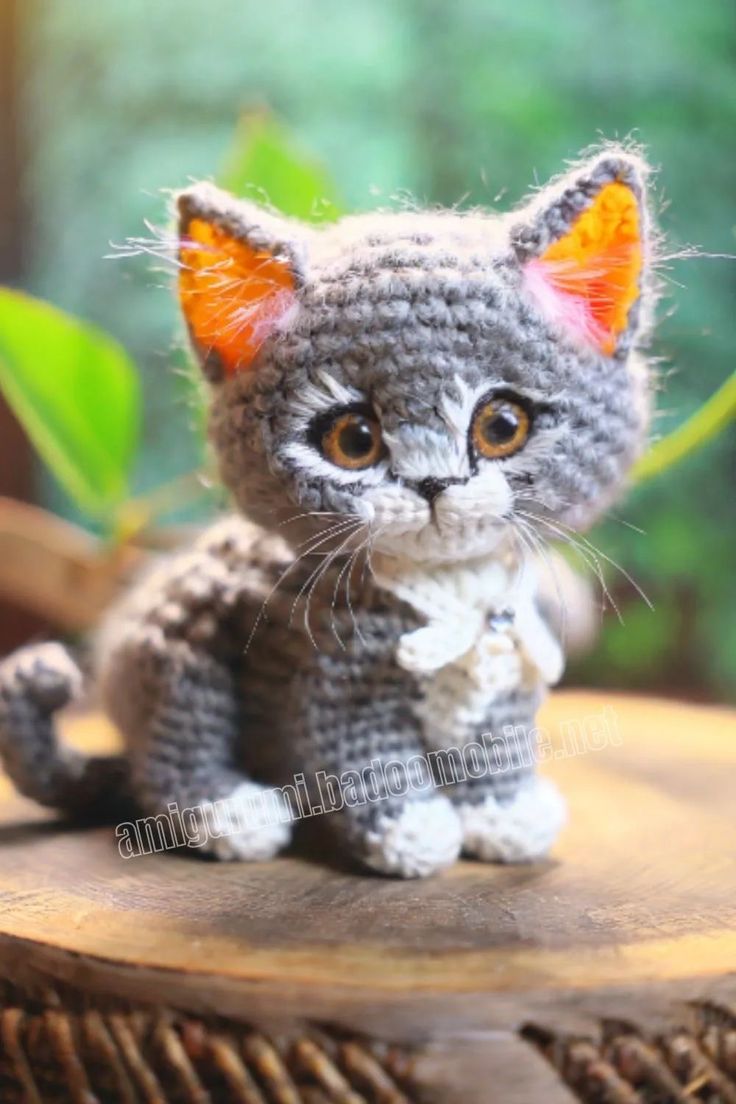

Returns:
194,781,292,862
458,776,566,863
363,795,462,878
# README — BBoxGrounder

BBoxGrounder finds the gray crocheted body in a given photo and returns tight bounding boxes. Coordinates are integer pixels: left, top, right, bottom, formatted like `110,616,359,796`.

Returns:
0,145,656,876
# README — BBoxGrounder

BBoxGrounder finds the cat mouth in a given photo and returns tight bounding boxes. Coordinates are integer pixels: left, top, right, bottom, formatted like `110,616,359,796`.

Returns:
369,509,512,562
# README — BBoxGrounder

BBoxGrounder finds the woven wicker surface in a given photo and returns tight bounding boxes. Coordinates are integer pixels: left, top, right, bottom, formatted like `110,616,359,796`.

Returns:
5,983,736,1103
525,1004,736,1104
0,983,417,1104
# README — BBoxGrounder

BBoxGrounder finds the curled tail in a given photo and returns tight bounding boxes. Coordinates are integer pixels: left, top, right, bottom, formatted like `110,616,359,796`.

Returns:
0,643,131,820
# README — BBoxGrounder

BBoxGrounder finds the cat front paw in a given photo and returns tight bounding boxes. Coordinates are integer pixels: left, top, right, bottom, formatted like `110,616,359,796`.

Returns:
193,781,293,861
361,794,462,878
457,776,566,863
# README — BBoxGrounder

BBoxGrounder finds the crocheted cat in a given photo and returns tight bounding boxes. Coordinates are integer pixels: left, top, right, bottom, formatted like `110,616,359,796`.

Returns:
0,145,654,877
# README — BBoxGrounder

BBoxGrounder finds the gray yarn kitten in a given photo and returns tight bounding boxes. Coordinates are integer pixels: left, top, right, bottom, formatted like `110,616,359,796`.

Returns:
0,145,655,877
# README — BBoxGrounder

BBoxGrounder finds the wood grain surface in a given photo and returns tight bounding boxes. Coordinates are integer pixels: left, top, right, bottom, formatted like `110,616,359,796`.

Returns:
0,690,734,1101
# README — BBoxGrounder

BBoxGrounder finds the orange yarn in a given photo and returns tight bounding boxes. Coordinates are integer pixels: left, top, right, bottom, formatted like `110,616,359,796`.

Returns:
179,218,296,375
539,181,642,354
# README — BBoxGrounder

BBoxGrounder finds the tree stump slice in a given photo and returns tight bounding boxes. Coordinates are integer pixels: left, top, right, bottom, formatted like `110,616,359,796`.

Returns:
0,690,734,1103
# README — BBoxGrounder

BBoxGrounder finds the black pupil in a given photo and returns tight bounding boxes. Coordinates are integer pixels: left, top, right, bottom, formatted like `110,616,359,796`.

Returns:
481,406,519,444
338,417,375,458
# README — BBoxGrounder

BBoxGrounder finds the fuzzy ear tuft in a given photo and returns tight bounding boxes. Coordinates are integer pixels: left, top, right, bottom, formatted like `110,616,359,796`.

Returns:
177,184,304,380
514,151,650,357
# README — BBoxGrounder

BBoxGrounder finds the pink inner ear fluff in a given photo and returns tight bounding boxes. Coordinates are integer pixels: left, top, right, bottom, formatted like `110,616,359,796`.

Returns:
524,258,609,350
228,289,300,350
521,179,643,355
179,218,298,375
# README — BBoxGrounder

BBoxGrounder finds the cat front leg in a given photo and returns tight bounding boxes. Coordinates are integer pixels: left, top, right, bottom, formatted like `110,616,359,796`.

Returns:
439,688,566,863
299,666,461,877
319,730,462,879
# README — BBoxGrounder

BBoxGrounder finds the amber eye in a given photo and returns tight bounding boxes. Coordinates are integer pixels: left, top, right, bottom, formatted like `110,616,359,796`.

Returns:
315,408,385,471
471,394,531,460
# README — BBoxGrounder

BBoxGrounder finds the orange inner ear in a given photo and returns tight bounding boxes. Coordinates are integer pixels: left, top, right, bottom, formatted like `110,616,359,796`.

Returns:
539,181,642,355
179,218,296,375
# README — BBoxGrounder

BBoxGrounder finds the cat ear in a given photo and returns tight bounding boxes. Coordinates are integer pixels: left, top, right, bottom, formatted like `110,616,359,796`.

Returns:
511,149,651,357
177,183,306,381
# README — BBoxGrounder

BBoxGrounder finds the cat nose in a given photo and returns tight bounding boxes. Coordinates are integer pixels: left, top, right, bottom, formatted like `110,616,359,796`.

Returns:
415,477,466,504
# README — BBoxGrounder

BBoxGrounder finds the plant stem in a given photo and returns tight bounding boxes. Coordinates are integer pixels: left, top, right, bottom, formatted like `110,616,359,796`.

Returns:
111,469,213,544
632,372,736,484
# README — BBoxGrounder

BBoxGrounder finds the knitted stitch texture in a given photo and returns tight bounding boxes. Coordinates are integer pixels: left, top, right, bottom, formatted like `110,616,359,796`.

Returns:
0,145,656,877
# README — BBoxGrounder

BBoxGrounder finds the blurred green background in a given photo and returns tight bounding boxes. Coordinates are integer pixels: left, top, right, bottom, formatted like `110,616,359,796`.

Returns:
12,0,736,699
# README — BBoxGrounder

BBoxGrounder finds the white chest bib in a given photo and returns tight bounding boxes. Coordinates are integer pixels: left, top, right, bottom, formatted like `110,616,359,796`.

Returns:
372,549,564,749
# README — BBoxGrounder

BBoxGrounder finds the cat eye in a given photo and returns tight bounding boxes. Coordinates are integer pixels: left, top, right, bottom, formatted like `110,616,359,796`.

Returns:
470,393,531,460
312,406,386,471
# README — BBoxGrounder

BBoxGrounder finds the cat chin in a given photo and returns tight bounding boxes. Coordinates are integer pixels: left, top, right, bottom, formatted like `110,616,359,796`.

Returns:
356,477,514,564
372,519,510,565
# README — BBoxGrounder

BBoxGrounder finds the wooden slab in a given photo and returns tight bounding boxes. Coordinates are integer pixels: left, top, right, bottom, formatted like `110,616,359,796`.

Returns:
0,690,735,1101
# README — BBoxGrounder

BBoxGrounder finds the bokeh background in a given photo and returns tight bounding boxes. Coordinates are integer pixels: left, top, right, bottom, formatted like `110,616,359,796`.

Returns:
1,0,734,699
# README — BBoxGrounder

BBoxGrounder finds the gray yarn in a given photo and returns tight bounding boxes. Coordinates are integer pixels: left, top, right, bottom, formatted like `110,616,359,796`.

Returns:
0,145,656,876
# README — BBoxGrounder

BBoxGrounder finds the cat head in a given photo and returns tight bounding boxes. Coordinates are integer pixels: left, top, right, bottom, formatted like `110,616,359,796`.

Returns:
177,145,655,563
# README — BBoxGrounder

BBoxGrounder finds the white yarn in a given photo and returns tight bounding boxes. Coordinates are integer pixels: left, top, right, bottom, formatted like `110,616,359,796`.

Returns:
194,781,292,862
373,548,564,749
459,775,566,862
363,795,462,878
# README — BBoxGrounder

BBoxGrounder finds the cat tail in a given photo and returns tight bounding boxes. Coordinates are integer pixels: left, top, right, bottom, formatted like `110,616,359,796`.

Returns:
0,642,131,820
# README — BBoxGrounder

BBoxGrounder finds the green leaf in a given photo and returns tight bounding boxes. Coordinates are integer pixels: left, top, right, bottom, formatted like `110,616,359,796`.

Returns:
218,110,343,222
632,371,736,484
0,288,141,516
